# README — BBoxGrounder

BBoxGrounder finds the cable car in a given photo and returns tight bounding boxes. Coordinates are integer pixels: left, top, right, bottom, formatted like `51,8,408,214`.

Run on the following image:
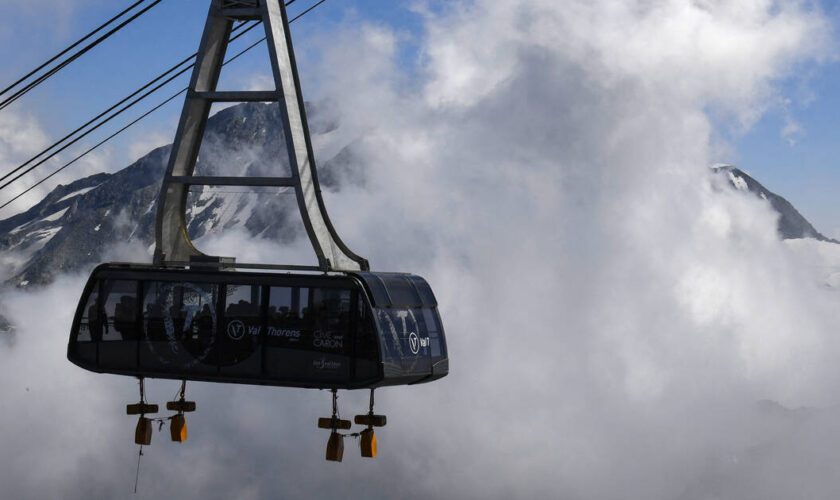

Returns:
68,263,448,388
66,0,448,461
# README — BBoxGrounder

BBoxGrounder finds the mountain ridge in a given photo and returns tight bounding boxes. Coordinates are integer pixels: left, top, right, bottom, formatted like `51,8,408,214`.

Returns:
0,104,833,292
712,164,837,244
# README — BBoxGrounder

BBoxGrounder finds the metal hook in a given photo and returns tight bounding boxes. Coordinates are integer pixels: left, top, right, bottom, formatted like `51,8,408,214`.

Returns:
369,388,374,415
138,377,145,403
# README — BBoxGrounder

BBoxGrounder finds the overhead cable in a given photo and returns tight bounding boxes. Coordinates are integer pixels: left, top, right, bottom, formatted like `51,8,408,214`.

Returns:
0,0,328,211
0,0,164,113
0,20,258,188
0,0,149,99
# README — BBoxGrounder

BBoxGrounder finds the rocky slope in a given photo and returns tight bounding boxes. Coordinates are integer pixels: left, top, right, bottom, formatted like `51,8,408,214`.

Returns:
0,102,359,288
713,165,837,243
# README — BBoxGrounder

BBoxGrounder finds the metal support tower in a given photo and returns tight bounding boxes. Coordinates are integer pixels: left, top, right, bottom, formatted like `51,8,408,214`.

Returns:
153,0,369,272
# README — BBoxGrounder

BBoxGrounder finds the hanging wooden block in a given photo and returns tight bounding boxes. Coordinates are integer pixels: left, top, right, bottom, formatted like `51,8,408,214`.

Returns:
326,432,344,462
135,417,152,445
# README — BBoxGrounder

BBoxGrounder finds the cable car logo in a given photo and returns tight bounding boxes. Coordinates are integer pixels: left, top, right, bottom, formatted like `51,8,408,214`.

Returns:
378,308,430,363
227,320,245,340
313,357,342,371
145,282,217,368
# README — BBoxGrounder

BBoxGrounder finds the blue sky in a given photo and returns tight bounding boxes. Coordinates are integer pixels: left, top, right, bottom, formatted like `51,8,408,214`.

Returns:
0,0,837,236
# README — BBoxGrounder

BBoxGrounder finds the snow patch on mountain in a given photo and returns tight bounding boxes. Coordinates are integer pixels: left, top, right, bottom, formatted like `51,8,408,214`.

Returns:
728,171,749,191
57,185,99,203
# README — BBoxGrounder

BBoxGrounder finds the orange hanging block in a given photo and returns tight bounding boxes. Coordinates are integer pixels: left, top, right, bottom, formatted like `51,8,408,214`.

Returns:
170,414,187,442
326,432,344,462
360,428,377,458
135,417,152,445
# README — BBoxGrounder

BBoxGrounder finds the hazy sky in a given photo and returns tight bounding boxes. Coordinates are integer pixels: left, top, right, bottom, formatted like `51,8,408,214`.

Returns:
1,1,840,499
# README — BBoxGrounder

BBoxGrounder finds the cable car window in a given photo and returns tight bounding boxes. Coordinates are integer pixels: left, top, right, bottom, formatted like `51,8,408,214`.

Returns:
359,274,390,307
140,281,219,373
407,275,437,306
380,275,421,307
298,287,310,322
267,286,306,348
268,286,292,320
77,284,99,342
265,286,310,379
355,295,379,380
422,309,440,338
102,280,138,341
219,284,262,369
311,288,350,355
421,309,445,359
307,287,350,382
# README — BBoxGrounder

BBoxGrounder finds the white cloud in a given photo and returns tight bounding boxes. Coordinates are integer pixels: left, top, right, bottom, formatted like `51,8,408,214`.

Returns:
1,0,839,498
0,0,91,41
246,73,275,92
128,131,171,164
0,110,50,165
781,115,804,145
0,104,120,220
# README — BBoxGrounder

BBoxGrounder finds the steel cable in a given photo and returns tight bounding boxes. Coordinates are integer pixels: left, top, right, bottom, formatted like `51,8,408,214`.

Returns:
0,0,149,99
0,0,164,112
0,20,258,188
0,0,328,211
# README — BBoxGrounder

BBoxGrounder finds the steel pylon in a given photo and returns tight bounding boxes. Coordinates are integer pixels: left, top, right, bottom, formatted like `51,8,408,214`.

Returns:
153,0,369,272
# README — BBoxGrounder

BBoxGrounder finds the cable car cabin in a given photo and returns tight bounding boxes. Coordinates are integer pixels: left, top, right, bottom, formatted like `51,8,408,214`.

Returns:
68,263,448,390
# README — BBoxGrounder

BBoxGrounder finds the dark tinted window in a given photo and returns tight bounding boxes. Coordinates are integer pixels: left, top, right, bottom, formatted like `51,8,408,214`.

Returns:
359,274,390,306
219,284,262,367
102,280,138,341
422,309,445,358
265,286,353,383
140,281,219,372
407,275,437,306
422,309,440,338
266,286,308,348
77,284,98,342
375,307,432,375
381,276,421,307
311,288,350,354
355,296,379,380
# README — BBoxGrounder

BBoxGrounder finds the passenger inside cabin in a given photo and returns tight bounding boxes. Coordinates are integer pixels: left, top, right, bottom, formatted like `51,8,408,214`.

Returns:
113,295,137,339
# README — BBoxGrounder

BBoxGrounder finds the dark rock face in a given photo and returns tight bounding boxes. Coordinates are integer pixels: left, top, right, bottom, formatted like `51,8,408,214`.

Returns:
0,102,364,288
713,165,837,243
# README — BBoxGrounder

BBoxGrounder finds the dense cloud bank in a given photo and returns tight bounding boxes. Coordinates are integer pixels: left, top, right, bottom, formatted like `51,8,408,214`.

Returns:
2,1,840,498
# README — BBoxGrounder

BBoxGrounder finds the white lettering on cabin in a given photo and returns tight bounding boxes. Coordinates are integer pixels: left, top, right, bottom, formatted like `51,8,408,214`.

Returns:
313,330,343,350
267,326,301,341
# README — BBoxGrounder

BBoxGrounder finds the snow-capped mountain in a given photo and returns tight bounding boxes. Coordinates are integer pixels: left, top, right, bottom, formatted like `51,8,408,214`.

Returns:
0,102,361,288
0,103,835,293
713,164,837,243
